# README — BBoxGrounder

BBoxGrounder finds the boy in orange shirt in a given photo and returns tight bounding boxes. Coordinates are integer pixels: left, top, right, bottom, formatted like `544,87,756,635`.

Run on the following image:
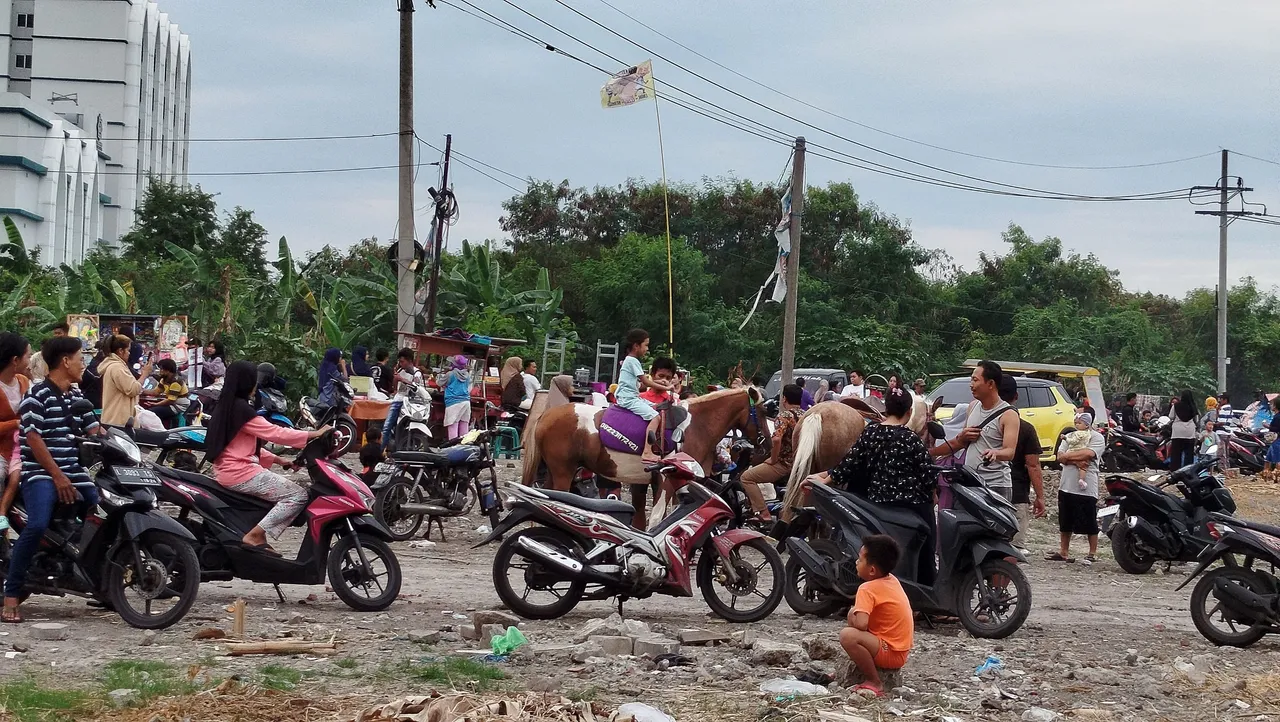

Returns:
639,357,678,405
838,534,913,697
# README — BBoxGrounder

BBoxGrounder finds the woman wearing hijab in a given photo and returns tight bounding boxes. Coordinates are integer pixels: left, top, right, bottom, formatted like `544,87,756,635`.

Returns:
441,355,472,440
205,361,331,554
350,346,370,377
500,357,524,410
317,348,348,408
1169,389,1200,469
547,374,574,409
202,340,227,387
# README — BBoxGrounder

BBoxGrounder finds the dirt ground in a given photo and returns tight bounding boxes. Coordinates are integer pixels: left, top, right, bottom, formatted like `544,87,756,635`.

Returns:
1,464,1279,721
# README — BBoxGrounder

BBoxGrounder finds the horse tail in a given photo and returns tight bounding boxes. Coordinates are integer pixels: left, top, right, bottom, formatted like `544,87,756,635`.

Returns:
521,413,544,487
780,411,823,521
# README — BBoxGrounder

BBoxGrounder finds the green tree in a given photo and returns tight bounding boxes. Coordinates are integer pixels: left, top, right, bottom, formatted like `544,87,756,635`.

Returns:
214,207,269,280
119,179,219,266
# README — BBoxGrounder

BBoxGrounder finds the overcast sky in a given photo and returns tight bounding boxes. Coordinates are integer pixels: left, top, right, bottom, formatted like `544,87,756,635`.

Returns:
163,0,1280,298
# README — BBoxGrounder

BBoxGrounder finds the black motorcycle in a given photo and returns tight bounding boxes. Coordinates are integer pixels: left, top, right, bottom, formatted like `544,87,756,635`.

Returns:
782,465,1032,638
1177,515,1280,647
1102,427,1168,472
299,380,358,457
1102,453,1236,574
0,405,202,629
371,430,503,541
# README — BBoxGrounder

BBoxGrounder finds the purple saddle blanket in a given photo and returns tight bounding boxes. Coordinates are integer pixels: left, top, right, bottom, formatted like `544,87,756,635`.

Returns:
599,406,676,455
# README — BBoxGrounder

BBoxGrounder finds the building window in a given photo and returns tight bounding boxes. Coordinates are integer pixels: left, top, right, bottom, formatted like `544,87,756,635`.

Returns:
16,13,31,28
15,54,30,69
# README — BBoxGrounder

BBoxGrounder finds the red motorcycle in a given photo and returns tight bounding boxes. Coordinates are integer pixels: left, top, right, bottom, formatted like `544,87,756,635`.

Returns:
480,453,784,622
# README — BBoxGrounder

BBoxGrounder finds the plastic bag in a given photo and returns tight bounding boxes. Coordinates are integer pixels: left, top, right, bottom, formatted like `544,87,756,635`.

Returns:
489,626,527,655
758,677,829,696
975,654,1004,676
616,703,676,722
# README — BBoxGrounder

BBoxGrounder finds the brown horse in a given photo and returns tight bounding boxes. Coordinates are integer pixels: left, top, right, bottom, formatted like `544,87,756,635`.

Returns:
778,396,937,521
523,388,771,527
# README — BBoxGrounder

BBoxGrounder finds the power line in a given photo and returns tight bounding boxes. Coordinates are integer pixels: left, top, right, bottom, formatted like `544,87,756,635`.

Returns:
417,135,526,193
0,131,400,143
587,0,1217,172
1233,151,1280,168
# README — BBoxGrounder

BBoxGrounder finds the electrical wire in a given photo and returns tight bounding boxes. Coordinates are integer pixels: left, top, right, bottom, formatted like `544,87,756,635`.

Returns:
1233,151,1280,168
0,131,400,143
417,135,527,194
587,0,1218,172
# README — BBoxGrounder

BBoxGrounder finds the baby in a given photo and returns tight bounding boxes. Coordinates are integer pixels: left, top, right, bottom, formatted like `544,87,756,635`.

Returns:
1063,413,1094,490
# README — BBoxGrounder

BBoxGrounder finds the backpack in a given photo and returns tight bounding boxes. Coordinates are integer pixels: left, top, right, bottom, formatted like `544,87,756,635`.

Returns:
935,402,1012,509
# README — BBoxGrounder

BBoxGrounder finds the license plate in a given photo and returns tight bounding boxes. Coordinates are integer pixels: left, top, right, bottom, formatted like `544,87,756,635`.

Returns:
115,466,161,487
375,462,396,472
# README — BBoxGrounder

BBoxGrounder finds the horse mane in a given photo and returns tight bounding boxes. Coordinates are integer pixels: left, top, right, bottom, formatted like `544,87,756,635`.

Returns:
687,387,755,407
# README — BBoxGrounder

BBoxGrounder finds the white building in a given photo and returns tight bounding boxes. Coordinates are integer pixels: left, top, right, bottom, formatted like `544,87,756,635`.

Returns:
0,0,190,265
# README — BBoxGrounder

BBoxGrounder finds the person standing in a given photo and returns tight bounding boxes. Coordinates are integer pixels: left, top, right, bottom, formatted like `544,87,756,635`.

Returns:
521,360,541,407
1216,393,1236,427
740,384,803,523
4,337,103,622
99,335,153,427
999,376,1045,552
795,377,815,411
939,361,1019,500
441,355,473,441
1264,397,1280,483
369,348,393,397
839,370,867,400
1119,393,1141,433
350,346,370,377
1168,390,1199,469
0,333,32,533
912,378,927,400
1046,412,1105,565
182,337,204,391
500,357,526,410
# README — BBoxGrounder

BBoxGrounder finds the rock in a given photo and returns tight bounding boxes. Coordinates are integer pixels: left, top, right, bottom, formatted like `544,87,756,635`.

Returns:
288,612,305,625
633,637,681,658
678,628,731,646
572,613,650,643
472,610,521,637
408,629,441,645
481,623,508,642
751,640,808,667
588,635,634,656
108,689,140,708
140,630,157,647
834,658,902,689
193,628,226,641
1172,657,1207,685
459,624,481,641
730,629,756,649
571,641,604,663
30,623,68,641
529,676,560,693
1125,649,1139,666
802,634,843,661
10,643,27,653
1072,667,1115,686
1021,708,1062,722
891,685,917,700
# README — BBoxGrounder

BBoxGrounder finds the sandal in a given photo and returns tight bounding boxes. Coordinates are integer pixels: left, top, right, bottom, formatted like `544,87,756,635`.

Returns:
1043,552,1073,562
1,606,22,624
242,542,282,558
852,682,884,698
1079,555,1096,567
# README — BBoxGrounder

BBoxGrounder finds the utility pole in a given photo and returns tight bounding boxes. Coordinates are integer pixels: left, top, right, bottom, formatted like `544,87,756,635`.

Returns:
1193,150,1257,394
424,134,452,333
395,0,416,339
779,137,805,386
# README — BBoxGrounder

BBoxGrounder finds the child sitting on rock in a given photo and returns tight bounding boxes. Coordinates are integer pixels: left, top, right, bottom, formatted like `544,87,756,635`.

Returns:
838,534,913,697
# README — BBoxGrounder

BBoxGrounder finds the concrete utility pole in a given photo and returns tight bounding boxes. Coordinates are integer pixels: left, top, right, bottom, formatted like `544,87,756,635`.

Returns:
1192,150,1258,394
424,134,452,333
395,0,416,338
779,137,805,386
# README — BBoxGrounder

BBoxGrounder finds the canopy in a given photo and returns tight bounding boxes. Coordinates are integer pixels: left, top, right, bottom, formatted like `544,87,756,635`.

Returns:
962,360,1100,378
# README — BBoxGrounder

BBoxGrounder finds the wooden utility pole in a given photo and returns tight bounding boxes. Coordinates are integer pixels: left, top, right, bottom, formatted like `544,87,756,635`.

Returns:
395,0,416,338
779,137,805,386
424,134,452,333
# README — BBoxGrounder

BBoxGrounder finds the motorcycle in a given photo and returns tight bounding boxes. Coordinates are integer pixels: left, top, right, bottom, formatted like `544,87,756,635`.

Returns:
782,465,1032,639
1177,515,1280,647
1224,433,1265,474
299,380,358,457
1102,450,1236,574
387,384,433,452
152,430,402,611
1102,426,1168,472
480,452,785,623
257,386,296,429
371,430,504,541
0,403,202,629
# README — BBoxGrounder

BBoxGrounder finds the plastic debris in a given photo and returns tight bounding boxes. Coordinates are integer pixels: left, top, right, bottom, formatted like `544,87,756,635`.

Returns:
490,626,528,655
758,677,829,696
476,525,493,535
616,702,676,722
975,654,1004,676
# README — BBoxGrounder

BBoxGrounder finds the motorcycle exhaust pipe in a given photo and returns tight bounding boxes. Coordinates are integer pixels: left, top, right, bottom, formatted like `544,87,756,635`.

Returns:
785,538,833,578
513,535,616,584
1213,577,1279,623
1125,516,1175,557
400,503,455,516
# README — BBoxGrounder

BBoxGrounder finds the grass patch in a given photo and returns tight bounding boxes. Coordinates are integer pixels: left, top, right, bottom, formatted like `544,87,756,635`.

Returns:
258,664,308,691
0,679,93,721
566,685,601,702
333,657,359,670
100,659,198,701
397,657,505,692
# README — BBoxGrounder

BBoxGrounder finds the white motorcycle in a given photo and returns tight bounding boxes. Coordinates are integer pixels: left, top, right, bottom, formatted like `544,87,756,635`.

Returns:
389,384,434,452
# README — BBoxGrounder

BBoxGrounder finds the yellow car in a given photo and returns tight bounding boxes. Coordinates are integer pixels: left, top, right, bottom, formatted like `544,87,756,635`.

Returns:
927,376,1078,462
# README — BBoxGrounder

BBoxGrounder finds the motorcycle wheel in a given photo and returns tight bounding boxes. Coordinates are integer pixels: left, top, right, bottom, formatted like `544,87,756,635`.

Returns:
954,558,1032,639
106,531,201,630
332,416,357,457
697,537,785,623
401,430,430,453
1110,524,1157,574
783,539,846,617
327,532,402,612
492,528,585,620
1190,566,1269,647
374,479,425,542
480,467,502,528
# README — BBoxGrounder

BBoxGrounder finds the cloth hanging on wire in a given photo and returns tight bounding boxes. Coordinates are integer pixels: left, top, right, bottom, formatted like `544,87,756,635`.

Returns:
739,181,792,330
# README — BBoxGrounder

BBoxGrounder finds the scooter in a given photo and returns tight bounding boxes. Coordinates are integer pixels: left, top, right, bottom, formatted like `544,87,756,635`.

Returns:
1178,515,1280,647
152,431,402,611
0,403,202,629
480,452,784,623
1103,426,1168,472
782,465,1032,639
371,429,504,541
299,380,358,457
1102,450,1236,574
386,384,433,452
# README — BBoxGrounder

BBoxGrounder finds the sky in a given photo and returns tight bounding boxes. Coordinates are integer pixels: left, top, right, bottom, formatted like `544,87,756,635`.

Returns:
163,0,1280,298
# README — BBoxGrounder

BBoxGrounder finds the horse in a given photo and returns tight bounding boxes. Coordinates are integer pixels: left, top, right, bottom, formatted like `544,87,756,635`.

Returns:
522,387,771,529
778,395,939,521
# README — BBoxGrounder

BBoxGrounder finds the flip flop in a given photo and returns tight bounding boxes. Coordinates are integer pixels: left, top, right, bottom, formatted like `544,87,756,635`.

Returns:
852,682,884,698
1,606,22,624
242,542,282,558
1043,552,1073,562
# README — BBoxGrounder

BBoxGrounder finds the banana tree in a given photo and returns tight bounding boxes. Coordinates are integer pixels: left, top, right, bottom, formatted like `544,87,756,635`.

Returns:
273,236,317,334
0,216,36,276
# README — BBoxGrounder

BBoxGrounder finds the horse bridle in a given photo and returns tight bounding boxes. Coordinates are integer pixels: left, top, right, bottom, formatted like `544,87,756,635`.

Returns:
746,396,770,452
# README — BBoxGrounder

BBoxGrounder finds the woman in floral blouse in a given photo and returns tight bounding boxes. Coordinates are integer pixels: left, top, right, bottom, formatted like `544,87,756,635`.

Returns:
811,387,937,584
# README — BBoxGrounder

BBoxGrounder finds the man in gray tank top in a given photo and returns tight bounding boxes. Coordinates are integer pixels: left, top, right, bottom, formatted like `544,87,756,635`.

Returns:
955,361,1020,499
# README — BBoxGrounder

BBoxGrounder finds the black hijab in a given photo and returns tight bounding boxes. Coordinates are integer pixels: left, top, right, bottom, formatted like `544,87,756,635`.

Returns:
1174,389,1198,422
204,360,259,462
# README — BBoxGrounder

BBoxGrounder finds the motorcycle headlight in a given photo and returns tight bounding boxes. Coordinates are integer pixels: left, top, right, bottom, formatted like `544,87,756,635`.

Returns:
100,486,132,507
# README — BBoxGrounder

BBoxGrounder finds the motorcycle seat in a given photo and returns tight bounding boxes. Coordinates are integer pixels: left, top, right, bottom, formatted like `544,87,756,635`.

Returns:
1231,518,1280,539
1126,432,1160,444
835,489,930,534
153,465,273,512
538,489,635,519
389,450,450,466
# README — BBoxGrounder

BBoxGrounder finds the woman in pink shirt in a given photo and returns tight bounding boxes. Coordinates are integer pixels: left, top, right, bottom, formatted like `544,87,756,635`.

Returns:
204,361,330,554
